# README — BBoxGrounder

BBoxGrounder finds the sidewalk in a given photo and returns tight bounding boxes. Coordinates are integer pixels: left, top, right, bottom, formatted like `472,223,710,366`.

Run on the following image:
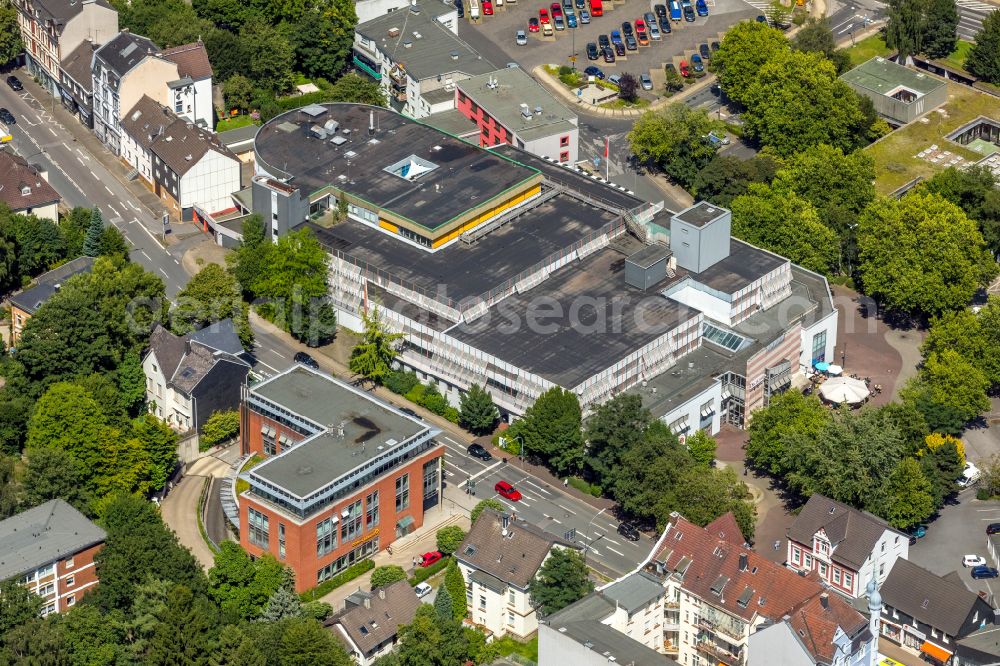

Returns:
319,508,470,609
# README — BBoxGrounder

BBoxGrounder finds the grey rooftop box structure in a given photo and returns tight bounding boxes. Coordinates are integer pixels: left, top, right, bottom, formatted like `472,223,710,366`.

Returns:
840,57,948,126
670,201,732,273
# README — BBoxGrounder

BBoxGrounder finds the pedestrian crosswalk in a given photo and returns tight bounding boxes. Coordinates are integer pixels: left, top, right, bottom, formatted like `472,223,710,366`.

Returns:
956,0,996,12
742,0,771,11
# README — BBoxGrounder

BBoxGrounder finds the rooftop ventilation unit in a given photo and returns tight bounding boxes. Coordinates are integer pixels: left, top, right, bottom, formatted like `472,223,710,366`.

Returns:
449,51,460,60
323,119,340,133
403,40,412,48
520,103,531,119
308,125,328,140
330,135,348,146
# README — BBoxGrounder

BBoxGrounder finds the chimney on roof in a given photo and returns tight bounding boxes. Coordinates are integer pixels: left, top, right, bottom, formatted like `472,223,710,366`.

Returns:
369,110,375,137
501,513,510,535
363,595,371,609
378,588,386,600
739,553,748,571
820,593,829,610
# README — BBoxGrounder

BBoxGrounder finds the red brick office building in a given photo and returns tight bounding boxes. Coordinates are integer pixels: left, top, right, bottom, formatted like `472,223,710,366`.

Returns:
238,366,444,592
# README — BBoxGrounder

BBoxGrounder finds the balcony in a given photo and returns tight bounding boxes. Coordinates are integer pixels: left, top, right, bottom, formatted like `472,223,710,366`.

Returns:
663,639,679,654
696,639,743,665
695,615,745,642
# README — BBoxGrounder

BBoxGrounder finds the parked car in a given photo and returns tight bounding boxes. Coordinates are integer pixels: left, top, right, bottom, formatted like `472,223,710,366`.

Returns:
483,0,493,15
551,1,563,16
621,20,634,35
613,40,625,55
0,108,15,125
972,565,1000,579
618,522,641,541
293,351,319,369
586,42,599,59
576,0,586,8
598,34,610,49
579,9,591,22
610,29,622,44
654,3,667,19
691,53,704,72
539,8,550,23
625,33,637,50
467,443,493,461
420,551,444,567
608,73,622,85
495,480,523,501
414,582,433,598
644,12,660,38
528,16,540,31
696,0,708,15
567,12,578,27
964,554,987,568
542,21,553,35
6,76,22,91
563,0,573,7
707,130,730,145
640,72,653,90
665,63,677,75
636,29,649,45
683,3,695,21
669,0,682,20
398,407,421,419
988,523,1000,535
590,0,603,16
635,17,646,31
516,29,528,44
602,46,615,62
679,60,690,77
658,15,672,32
959,461,981,488
553,13,565,28
711,40,720,51
699,42,711,59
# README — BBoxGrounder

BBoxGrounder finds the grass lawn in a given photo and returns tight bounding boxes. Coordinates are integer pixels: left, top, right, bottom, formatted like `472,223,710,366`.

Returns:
940,39,974,73
602,97,651,109
492,636,539,661
234,454,264,496
216,115,258,132
867,82,1000,194
845,34,893,68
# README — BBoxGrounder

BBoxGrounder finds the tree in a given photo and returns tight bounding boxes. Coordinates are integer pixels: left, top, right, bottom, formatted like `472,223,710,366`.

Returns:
882,457,935,530
903,350,991,434
84,207,104,257
132,413,179,491
918,434,965,505
435,525,467,556
585,393,650,485
277,617,353,666
980,453,1000,498
224,74,255,114
628,105,722,189
0,2,23,65
765,0,791,28
0,454,19,519
692,154,780,207
792,18,850,73
660,467,757,539
291,0,358,80
612,422,692,524
0,390,31,455
618,73,639,102
857,192,997,317
8,213,66,279
328,72,387,106
239,18,295,94
885,0,926,61
922,299,1000,389
117,349,148,416
923,0,959,58
252,228,330,344
349,305,405,384
746,390,831,476
0,579,43,636
443,559,467,621
528,548,593,616
261,586,303,622
967,9,1000,84
22,446,92,510
202,409,241,447
664,65,684,92
59,206,92,258
433,584,453,621
730,183,840,274
227,214,270,298
396,605,471,666
146,585,220,665
514,387,584,475
686,430,717,467
209,541,291,621
370,565,407,589
100,225,129,261
470,498,504,523
458,384,499,435
921,165,1000,256
742,50,870,156
712,21,790,104
93,494,206,612
172,263,253,348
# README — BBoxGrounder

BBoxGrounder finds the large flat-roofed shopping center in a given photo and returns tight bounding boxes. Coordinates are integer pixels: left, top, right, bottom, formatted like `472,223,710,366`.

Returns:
249,103,838,433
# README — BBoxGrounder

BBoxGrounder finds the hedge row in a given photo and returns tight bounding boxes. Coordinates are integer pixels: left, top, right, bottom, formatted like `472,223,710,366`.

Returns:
408,555,451,586
299,558,376,602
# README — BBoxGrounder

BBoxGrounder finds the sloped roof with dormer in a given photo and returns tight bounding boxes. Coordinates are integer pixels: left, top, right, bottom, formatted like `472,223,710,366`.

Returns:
787,494,905,571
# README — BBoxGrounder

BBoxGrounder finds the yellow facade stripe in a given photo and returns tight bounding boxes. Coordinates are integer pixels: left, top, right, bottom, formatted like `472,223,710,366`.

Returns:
379,219,399,233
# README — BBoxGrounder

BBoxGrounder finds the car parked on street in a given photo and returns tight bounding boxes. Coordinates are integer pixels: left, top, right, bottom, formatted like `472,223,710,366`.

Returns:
467,443,493,461
618,522,641,541
964,554,987,568
988,523,1000,535
495,480,523,501
6,76,22,91
972,565,999,579
420,551,444,567
0,108,15,125
293,351,319,369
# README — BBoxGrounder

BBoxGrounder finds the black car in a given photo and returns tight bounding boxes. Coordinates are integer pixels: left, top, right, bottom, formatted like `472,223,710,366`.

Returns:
586,42,599,60
658,15,671,32
0,108,14,125
699,43,711,59
454,0,465,17
621,21,634,36
467,443,493,461
293,351,320,369
683,4,695,21
972,565,1000,579
399,407,421,419
602,46,615,63
617,522,641,541
625,33,638,50
988,523,1000,535
613,40,625,56
598,34,611,49
711,40,720,51
6,76,22,91
654,3,667,19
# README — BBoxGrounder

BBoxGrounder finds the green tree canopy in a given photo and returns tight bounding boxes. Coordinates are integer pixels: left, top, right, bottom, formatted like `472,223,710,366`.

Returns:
146,585,220,665
923,0,959,58
686,430,717,467
658,467,757,539
885,0,927,60
585,393,651,484
513,387,584,475
882,457,935,530
692,154,780,208
528,548,593,616
903,350,991,434
966,8,1000,84
209,541,291,621
328,72,387,106
470,498,504,523
83,208,104,258
627,105,722,189
792,17,850,73
202,409,242,447
0,3,23,65
857,192,997,317
712,21,790,104
370,565,407,589
443,559,467,621
349,305,405,384
435,525,467,555
172,262,253,348
922,298,1000,389
458,384,499,435
746,390,832,475
920,165,1000,256
730,183,839,274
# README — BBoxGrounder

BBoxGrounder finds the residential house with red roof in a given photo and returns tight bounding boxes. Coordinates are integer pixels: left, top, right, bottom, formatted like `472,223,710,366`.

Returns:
786,494,908,599
641,512,876,666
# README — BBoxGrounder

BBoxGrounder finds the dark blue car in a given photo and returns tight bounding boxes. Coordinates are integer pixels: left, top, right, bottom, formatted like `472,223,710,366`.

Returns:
696,0,708,16
972,565,999,579
584,65,605,80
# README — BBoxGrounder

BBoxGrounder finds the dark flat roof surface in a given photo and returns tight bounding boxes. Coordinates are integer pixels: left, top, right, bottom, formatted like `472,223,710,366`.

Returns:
675,201,727,228
450,237,699,387
693,240,787,294
254,104,538,231
310,191,622,305
492,144,643,211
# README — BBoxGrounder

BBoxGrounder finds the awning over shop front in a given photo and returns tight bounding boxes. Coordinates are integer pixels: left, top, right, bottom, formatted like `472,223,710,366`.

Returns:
920,641,952,663
396,515,415,530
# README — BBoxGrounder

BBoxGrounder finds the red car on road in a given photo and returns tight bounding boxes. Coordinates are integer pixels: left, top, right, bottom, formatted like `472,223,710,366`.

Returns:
420,551,444,567
539,7,550,22
495,480,523,501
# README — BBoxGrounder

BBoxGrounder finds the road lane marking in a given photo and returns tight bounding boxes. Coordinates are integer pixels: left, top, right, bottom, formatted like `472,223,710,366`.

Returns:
134,218,164,247
558,505,577,516
104,185,113,195
272,350,287,359
521,478,552,495
90,169,98,178
108,204,120,216
173,258,180,264
470,461,503,482
604,537,621,546
607,546,625,557
551,517,561,524
47,127,56,137
128,201,139,211
140,250,152,261
516,498,532,507
256,359,279,373
159,267,169,277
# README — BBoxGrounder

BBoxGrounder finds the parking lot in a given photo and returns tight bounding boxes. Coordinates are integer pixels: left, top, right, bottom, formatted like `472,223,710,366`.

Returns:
456,0,761,95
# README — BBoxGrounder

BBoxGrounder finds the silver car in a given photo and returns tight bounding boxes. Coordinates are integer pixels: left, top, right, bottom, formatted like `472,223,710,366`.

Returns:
516,29,528,45
640,72,653,90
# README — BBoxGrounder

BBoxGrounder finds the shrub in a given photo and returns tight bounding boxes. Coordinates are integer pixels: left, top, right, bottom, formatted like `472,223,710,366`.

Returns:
436,525,467,555
408,556,450,585
201,410,240,449
299,559,375,602
371,565,407,589
567,477,602,497
558,65,574,75
384,370,420,395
